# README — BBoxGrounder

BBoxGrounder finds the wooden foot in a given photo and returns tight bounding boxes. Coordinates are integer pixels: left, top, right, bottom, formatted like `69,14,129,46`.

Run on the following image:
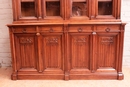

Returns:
118,72,124,80
11,73,17,80
65,71,69,81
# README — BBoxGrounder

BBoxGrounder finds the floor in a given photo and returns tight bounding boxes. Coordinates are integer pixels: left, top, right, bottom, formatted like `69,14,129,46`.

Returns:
0,66,130,87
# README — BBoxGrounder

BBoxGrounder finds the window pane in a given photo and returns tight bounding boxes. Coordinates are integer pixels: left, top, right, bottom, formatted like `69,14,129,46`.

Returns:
46,2,60,16
98,2,112,15
21,2,35,17
72,2,87,17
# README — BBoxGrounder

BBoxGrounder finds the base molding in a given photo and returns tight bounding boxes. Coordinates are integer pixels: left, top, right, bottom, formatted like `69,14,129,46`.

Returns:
11,72,124,80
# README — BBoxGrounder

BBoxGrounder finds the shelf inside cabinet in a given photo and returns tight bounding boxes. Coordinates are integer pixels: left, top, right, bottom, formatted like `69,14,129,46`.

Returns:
46,1,60,16
72,2,87,17
98,1,112,15
21,2,35,17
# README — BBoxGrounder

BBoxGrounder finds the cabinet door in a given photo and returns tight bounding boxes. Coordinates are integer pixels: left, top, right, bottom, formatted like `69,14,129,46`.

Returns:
68,33,92,79
16,0,37,20
42,0,64,19
95,32,119,70
40,33,64,78
95,0,120,19
14,34,38,71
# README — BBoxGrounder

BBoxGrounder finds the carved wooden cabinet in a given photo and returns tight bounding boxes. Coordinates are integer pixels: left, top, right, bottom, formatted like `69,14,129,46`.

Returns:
8,0,125,80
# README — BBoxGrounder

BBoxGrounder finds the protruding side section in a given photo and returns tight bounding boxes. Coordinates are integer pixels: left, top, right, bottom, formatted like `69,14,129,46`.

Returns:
9,27,18,80
117,23,126,79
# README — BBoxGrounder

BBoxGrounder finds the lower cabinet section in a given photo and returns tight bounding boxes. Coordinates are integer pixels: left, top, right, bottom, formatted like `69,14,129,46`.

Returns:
9,24,125,80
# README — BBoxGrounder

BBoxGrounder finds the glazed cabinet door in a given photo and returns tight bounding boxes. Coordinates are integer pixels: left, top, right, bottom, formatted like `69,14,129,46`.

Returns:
13,0,38,20
14,34,38,71
42,0,64,19
95,0,120,19
13,0,65,20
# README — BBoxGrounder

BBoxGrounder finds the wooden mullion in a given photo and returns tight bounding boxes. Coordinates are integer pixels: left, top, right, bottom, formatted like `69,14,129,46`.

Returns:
37,0,42,19
117,0,121,19
12,0,18,21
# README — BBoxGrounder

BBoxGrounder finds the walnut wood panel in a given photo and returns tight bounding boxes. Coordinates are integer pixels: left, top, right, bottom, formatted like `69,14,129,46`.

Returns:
68,33,92,77
14,34,38,70
40,33,64,75
96,33,119,69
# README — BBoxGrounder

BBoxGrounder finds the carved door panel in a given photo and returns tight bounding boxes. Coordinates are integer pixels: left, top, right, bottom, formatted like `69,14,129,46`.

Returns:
95,33,120,70
41,33,64,74
68,33,92,74
14,34,38,71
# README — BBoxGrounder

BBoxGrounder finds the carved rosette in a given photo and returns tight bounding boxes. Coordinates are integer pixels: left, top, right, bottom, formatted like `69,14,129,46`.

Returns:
74,37,87,46
20,37,33,44
101,37,113,45
46,37,59,45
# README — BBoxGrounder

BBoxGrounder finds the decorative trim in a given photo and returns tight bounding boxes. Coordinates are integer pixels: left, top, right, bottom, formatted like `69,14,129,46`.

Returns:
20,37,33,44
101,37,113,45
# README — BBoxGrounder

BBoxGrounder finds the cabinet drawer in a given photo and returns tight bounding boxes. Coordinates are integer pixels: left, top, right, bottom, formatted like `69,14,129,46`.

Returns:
12,27,36,33
68,25,92,32
96,25,120,32
40,26,63,32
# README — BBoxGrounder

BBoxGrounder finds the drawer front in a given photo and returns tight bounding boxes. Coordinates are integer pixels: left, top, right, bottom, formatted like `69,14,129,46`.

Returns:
96,25,120,32
68,25,92,32
40,26,63,33
12,27,36,33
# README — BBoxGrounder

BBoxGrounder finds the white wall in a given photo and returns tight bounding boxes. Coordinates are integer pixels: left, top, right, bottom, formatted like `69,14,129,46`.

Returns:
121,0,130,66
0,0,130,67
0,0,12,67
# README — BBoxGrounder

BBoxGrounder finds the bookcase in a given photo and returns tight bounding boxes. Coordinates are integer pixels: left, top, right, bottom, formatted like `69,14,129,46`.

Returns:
7,0,126,80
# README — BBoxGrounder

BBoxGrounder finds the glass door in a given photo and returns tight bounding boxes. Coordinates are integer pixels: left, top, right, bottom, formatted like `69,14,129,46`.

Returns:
43,0,64,19
96,0,116,19
20,0,37,18
98,0,112,15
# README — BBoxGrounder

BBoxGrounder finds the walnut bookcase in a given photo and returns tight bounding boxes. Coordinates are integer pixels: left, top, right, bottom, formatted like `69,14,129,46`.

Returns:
7,0,125,80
